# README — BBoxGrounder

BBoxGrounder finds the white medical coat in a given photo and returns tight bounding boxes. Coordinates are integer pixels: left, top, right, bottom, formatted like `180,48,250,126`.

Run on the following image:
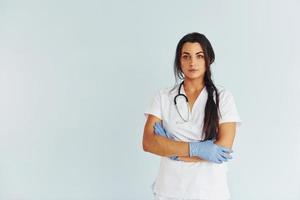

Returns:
144,83,242,200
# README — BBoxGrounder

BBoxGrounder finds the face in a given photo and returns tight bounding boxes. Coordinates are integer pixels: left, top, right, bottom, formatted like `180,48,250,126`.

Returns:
180,42,206,80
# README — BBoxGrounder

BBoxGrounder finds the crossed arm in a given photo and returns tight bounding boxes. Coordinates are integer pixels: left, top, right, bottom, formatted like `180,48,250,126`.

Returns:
142,114,237,162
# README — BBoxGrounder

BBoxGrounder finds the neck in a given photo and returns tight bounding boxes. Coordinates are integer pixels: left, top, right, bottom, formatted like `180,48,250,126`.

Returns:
183,78,205,93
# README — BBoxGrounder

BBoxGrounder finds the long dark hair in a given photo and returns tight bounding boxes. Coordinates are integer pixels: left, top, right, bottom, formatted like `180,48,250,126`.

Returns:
173,32,220,141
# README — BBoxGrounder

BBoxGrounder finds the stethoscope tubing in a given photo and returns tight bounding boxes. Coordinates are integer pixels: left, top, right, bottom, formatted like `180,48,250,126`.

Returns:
174,81,190,122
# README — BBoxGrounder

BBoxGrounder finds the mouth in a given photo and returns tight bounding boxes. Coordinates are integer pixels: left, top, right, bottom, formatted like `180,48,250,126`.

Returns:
189,69,198,72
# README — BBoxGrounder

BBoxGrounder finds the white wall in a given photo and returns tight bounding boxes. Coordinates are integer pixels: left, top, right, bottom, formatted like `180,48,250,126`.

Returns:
0,0,299,199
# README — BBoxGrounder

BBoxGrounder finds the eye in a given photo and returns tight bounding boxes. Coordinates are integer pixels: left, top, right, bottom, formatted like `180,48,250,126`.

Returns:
182,55,189,59
197,55,204,59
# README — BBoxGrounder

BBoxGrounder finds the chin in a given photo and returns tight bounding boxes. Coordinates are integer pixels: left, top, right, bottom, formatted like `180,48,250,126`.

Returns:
185,74,203,80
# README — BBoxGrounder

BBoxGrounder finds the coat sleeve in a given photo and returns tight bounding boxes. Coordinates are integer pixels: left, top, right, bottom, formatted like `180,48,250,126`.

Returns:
144,90,162,120
218,89,242,127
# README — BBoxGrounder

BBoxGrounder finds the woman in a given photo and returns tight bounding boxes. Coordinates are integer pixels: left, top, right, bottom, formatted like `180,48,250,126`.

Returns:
142,32,242,200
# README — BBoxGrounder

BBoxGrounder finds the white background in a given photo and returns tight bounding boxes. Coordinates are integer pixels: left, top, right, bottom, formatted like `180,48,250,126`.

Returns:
0,0,299,199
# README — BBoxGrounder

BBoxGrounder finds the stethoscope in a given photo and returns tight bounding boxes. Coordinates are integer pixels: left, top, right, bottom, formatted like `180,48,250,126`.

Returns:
174,81,190,122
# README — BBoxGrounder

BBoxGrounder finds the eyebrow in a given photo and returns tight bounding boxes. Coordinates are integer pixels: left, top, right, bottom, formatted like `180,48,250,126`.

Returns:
182,51,204,55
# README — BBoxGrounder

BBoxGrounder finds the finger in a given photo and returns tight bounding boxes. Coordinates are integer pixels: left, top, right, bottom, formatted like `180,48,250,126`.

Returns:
154,125,168,138
154,128,165,136
218,151,232,160
153,123,160,131
153,128,160,134
214,158,222,164
154,122,162,129
153,125,163,134
219,154,229,162
153,122,162,130
153,128,161,135
219,146,233,154
170,156,179,161
217,155,228,162
153,123,161,132
158,126,167,135
155,124,165,134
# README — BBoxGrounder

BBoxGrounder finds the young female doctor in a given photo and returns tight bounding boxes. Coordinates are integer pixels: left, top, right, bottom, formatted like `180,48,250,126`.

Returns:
142,32,242,200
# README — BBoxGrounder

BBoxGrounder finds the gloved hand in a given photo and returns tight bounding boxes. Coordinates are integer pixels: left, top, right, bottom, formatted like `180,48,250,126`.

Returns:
189,140,233,164
153,122,179,161
153,122,177,139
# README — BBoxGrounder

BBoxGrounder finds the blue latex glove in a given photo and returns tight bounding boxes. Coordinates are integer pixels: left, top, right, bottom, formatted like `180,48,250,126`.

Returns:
153,122,177,139
189,140,233,164
153,122,179,161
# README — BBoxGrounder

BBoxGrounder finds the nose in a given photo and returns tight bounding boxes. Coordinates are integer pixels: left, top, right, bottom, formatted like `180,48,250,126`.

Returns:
189,57,195,66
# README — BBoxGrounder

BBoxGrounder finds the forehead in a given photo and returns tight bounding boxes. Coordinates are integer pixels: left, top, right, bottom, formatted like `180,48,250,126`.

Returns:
181,42,203,53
